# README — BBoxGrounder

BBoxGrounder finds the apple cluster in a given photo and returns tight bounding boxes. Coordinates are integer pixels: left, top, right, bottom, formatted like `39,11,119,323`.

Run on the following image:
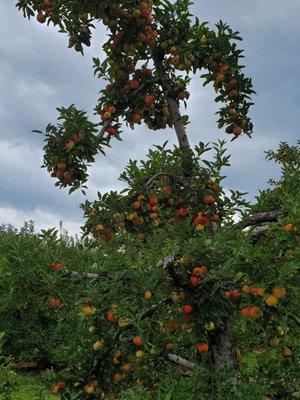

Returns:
82,174,223,241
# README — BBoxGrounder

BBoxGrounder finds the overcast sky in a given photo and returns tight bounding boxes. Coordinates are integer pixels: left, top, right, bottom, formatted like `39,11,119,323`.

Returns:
0,0,299,235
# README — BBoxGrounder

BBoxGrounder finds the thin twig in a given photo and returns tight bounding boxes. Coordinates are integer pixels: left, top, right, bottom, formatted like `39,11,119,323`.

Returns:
145,172,172,188
140,297,172,319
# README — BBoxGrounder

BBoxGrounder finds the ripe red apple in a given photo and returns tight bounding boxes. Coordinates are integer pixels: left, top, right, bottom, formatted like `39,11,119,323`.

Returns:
182,305,193,314
178,207,187,217
146,95,155,106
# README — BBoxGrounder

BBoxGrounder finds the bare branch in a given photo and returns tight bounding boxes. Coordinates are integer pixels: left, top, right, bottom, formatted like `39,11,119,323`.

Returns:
62,269,111,282
167,353,196,370
236,209,283,229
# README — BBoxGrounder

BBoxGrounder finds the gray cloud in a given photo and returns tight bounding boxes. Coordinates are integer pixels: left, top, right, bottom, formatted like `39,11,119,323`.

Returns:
0,0,299,234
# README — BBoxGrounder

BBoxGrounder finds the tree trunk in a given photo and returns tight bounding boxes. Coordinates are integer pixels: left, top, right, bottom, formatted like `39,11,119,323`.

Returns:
210,320,237,384
210,325,235,368
166,96,190,149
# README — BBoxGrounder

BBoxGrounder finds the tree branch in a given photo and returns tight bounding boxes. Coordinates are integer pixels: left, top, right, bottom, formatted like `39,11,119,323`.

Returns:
236,209,283,229
145,172,188,189
167,353,196,370
98,120,111,139
209,319,237,384
157,253,185,290
92,297,174,373
62,269,111,282
153,52,190,150
250,225,270,244
145,172,172,188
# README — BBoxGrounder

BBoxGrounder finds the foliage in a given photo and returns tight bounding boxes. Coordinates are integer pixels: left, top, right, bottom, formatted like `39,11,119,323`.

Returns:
80,141,248,241
0,224,97,366
39,106,107,193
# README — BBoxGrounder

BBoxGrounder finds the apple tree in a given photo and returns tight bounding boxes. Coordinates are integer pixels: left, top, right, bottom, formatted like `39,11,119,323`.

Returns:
16,0,299,399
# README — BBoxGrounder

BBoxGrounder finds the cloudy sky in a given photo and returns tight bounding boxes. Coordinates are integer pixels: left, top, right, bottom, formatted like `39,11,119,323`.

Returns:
0,0,299,235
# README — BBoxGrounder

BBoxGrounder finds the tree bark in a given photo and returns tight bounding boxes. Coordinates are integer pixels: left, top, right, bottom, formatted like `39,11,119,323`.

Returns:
210,324,235,368
236,209,283,229
250,225,270,244
153,52,190,150
209,320,237,384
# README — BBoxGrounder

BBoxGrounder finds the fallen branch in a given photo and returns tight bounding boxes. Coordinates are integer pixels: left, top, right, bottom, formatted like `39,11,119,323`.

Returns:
236,209,283,229
167,353,196,370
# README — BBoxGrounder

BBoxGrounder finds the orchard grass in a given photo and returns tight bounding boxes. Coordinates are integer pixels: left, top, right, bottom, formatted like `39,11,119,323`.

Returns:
0,372,59,400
